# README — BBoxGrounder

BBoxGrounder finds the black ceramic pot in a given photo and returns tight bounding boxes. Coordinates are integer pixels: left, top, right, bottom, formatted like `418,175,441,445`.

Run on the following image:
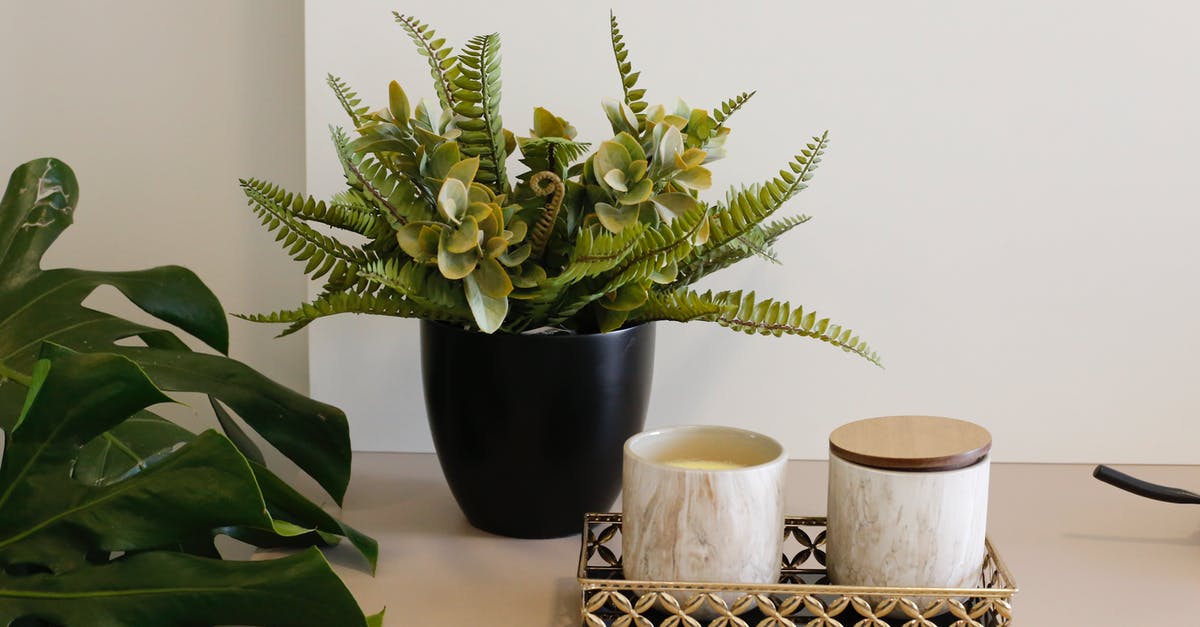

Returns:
420,320,655,538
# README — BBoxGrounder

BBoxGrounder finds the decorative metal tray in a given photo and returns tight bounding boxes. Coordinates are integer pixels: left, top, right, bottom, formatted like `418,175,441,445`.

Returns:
578,513,1017,627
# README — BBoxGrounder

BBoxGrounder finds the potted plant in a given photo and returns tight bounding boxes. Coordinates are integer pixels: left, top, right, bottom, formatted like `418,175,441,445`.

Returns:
241,13,880,538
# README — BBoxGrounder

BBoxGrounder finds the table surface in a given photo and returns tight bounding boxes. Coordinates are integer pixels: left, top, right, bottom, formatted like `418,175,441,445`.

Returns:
275,453,1200,626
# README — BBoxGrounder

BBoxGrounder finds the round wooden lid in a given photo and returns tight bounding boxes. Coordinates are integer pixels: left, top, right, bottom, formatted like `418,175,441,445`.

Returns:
829,415,992,472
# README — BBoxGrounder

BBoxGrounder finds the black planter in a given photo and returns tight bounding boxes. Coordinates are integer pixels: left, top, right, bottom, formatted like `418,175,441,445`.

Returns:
420,320,655,538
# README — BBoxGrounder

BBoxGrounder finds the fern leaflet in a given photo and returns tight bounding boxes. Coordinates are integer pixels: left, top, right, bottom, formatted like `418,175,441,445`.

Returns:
631,289,881,366
609,12,648,122
394,13,459,113
713,91,756,131
451,33,508,193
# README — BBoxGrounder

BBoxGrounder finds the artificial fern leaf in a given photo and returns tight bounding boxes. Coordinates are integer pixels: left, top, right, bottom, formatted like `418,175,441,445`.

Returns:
674,214,812,287
357,258,468,315
673,132,828,285
286,190,385,240
547,222,647,286
239,178,376,286
326,74,369,130
236,291,458,338
713,91,756,130
394,13,459,114
600,203,708,293
451,33,508,193
331,126,430,227
630,289,724,322
631,289,881,366
517,137,592,183
609,12,648,121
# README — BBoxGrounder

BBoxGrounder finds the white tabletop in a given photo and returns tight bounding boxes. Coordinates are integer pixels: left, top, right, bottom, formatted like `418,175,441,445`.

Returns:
273,453,1200,625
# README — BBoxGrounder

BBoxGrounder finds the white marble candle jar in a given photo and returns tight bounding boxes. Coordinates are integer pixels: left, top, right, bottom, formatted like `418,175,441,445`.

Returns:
622,426,786,584
826,416,991,590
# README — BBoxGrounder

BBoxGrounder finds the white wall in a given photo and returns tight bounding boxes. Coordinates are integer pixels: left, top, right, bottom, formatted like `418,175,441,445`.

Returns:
0,1,309,410
305,0,1200,463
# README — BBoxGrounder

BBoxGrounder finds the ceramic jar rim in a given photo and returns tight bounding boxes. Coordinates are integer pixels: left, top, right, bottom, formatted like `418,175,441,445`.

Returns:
625,425,787,472
831,451,991,476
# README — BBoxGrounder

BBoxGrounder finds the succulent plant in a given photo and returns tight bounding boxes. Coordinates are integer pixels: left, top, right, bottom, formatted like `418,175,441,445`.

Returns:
241,12,880,366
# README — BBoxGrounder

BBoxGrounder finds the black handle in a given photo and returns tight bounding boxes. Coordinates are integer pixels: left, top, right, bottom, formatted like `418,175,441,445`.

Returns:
1093,465,1200,504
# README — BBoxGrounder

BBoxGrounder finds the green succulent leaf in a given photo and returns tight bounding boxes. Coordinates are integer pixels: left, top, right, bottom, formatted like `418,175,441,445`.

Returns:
436,227,480,279
437,177,470,224
595,201,639,233
473,256,514,299
445,215,480,253
464,273,508,333
387,80,411,124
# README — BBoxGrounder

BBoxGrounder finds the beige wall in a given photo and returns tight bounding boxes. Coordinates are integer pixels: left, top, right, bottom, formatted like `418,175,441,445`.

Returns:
0,1,309,406
305,0,1200,463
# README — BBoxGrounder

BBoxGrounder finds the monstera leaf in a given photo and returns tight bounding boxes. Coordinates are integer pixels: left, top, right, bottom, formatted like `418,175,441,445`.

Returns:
0,349,375,626
0,158,375,568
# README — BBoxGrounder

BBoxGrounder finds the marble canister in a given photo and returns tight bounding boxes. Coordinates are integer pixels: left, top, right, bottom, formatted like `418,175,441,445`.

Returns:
622,426,786,585
826,415,991,589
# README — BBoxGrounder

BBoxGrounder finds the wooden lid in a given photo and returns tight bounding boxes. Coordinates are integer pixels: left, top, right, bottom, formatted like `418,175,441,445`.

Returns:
829,415,992,472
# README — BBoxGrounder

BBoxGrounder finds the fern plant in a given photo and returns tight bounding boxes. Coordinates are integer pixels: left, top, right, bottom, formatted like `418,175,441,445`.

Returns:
242,12,880,366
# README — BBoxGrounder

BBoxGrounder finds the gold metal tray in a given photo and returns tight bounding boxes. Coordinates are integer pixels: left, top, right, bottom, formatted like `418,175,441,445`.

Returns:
578,513,1017,627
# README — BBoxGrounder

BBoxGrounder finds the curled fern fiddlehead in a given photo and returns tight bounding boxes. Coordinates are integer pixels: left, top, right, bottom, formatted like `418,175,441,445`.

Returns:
529,171,565,259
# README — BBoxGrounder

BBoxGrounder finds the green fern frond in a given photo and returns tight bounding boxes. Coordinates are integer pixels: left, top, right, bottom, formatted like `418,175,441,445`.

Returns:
326,74,369,129
509,223,647,329
357,258,468,315
601,204,708,292
550,222,647,285
239,178,376,286
673,132,828,285
629,289,725,322
609,12,648,123
393,13,459,113
284,189,383,239
674,214,812,287
517,137,592,183
713,91,756,131
235,291,452,338
451,33,508,193
332,126,431,227
632,289,881,366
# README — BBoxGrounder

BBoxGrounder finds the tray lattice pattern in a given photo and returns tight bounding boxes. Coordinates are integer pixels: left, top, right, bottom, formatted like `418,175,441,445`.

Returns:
578,513,1016,627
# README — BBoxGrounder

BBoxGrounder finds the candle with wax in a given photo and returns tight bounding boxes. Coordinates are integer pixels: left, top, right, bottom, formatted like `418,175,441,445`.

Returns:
664,459,744,470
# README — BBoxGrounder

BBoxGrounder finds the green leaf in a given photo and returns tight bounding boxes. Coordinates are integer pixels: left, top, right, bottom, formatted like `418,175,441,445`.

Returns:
0,549,368,627
445,215,480,253
472,256,513,299
609,12,649,127
0,158,362,537
595,201,638,233
444,155,480,188
437,228,480,279
464,273,508,333
387,80,411,123
426,141,461,180
437,177,470,224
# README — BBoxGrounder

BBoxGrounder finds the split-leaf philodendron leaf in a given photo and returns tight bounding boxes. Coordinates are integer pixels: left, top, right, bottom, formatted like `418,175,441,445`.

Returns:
0,349,373,626
0,158,376,570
